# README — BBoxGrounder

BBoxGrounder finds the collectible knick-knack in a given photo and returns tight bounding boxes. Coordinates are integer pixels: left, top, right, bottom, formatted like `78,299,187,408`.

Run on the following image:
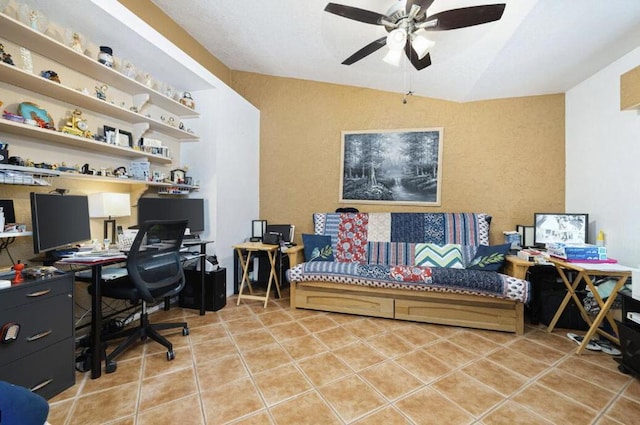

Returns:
97,46,114,67
180,92,195,109
95,83,108,101
0,44,14,66
19,47,33,73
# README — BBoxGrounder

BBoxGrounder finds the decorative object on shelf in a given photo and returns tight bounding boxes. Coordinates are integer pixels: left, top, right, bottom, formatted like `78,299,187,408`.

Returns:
170,168,186,184
2,111,24,123
97,45,114,67
81,163,96,175
0,0,9,13
119,59,137,79
18,102,55,130
0,44,14,65
11,260,24,284
18,4,48,33
40,69,60,83
143,72,154,88
65,29,85,54
180,92,195,109
19,47,32,72
103,126,133,147
113,166,127,177
95,83,108,100
129,105,138,113
61,108,92,138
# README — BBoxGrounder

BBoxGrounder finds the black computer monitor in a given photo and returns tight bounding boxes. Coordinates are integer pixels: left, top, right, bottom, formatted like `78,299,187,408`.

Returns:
30,192,92,255
137,198,205,234
534,212,589,246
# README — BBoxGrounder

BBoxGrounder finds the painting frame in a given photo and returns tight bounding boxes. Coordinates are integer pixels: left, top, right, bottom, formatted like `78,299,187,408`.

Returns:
103,126,133,147
339,128,443,206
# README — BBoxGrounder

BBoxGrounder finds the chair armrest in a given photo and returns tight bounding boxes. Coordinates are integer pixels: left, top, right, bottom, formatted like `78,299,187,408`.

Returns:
504,255,534,280
284,245,304,267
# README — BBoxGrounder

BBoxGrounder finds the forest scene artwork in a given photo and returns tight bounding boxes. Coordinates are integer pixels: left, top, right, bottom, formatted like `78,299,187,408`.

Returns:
340,128,443,205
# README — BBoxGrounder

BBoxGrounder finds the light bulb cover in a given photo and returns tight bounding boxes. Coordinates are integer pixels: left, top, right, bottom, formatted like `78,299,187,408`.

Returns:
386,28,407,51
411,30,435,60
383,49,403,66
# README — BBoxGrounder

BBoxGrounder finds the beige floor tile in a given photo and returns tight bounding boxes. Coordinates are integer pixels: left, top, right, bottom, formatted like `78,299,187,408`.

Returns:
602,395,640,425
481,400,553,425
366,332,416,358
136,394,204,425
314,325,358,350
431,371,505,417
537,369,616,411
138,368,198,411
448,330,502,355
46,398,75,425
319,375,386,422
524,328,579,353
241,343,290,374
624,379,640,399
595,416,626,425
257,310,295,326
486,347,549,378
142,345,193,379
253,364,313,406
196,353,248,388
512,383,598,424
297,352,353,386
507,338,567,365
392,323,441,347
280,334,329,360
81,357,142,394
228,410,274,424
423,340,478,368
472,329,520,345
556,356,631,393
298,314,339,333
268,321,310,341
352,406,411,425
359,361,423,401
461,358,526,396
395,387,474,425
333,341,386,371
394,349,452,383
225,316,265,335
201,377,265,424
232,328,278,352
187,322,227,344
342,318,385,339
269,391,342,425
68,382,139,425
191,335,238,364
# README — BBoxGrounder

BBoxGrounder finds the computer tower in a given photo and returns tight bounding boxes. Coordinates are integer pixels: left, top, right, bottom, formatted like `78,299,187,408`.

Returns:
179,268,226,311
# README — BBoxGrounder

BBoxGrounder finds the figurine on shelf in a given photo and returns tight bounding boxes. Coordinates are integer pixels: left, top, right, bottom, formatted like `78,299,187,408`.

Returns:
61,109,92,138
97,46,114,68
95,83,108,101
18,5,49,33
12,260,24,284
120,60,137,79
0,44,14,66
143,73,154,88
70,32,83,53
180,92,195,109
40,70,60,83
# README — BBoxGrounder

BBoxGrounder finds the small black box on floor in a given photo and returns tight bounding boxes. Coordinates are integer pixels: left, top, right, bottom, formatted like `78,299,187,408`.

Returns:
179,268,226,311
539,289,589,331
616,319,640,374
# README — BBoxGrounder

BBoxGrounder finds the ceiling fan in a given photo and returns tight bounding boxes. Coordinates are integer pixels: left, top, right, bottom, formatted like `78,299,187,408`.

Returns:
324,0,506,70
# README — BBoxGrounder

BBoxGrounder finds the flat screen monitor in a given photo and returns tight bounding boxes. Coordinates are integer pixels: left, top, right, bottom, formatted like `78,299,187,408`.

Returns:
30,192,91,254
137,197,205,233
266,224,295,243
534,213,589,246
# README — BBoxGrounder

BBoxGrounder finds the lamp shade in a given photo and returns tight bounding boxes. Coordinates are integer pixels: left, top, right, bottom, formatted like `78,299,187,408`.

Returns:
88,193,131,218
411,29,435,60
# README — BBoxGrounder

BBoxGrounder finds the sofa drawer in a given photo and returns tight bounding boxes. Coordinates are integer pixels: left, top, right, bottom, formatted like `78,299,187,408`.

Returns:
295,286,394,318
0,337,75,400
0,273,73,310
0,292,73,365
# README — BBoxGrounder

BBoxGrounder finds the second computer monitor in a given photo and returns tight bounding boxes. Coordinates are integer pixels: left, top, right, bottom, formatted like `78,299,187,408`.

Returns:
137,198,205,234
266,224,294,243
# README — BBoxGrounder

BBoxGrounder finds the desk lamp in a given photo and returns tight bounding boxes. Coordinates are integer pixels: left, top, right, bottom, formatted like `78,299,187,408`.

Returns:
88,192,131,242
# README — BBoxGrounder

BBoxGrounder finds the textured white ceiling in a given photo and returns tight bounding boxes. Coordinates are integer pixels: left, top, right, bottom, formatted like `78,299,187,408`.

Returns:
151,0,640,102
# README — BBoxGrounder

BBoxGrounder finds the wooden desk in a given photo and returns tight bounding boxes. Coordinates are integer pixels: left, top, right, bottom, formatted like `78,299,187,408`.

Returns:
233,242,281,307
504,255,534,280
546,258,633,355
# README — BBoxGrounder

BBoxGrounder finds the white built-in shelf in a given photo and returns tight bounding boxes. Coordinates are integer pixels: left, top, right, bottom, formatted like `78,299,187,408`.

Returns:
0,119,172,164
0,231,32,238
0,63,198,141
59,172,199,191
0,12,199,119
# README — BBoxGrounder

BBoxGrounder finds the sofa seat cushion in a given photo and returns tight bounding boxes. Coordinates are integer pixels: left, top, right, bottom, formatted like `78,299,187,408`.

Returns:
288,262,529,303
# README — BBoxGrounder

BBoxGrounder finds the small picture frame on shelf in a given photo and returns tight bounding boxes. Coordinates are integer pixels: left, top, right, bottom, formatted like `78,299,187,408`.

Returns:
103,126,133,147
170,168,186,184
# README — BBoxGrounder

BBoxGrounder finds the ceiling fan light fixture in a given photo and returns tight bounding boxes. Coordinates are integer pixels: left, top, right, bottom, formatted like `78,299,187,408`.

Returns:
411,30,435,60
386,28,407,51
382,48,403,66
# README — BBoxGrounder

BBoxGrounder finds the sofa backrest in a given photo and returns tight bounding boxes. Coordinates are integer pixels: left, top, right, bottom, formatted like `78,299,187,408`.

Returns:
313,212,491,265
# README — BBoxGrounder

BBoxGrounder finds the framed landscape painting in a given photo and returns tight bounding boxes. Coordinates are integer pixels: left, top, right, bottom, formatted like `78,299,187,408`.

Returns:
339,128,443,206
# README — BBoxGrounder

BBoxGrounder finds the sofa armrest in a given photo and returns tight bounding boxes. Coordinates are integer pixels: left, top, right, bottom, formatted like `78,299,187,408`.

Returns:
504,255,534,280
285,245,305,267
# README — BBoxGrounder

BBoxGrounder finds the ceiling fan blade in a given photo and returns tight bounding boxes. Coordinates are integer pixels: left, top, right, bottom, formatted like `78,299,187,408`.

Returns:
342,36,387,65
324,3,386,25
404,41,432,71
425,4,506,31
406,0,436,16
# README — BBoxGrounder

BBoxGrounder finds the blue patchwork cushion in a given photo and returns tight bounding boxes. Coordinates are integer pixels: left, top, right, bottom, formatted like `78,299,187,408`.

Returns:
302,234,334,262
415,243,465,269
466,243,511,271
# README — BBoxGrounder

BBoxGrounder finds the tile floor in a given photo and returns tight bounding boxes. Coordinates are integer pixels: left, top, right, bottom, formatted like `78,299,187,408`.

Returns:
48,289,640,425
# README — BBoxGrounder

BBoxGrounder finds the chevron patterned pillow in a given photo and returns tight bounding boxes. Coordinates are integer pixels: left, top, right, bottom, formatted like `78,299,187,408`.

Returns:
415,243,465,268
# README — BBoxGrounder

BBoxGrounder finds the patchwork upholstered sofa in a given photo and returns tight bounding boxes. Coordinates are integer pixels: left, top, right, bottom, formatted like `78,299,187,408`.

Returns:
286,212,530,334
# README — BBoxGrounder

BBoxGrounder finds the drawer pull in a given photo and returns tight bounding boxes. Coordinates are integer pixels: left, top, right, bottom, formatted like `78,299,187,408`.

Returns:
26,289,51,297
27,330,53,341
30,378,53,392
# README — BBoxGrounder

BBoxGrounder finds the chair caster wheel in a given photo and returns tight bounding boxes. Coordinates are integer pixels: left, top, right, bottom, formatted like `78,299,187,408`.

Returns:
105,360,117,374
167,350,175,361
182,327,190,336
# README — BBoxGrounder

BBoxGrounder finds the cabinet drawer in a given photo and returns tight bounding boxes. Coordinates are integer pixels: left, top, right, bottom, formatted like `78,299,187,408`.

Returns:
0,292,73,365
0,273,73,310
0,337,75,400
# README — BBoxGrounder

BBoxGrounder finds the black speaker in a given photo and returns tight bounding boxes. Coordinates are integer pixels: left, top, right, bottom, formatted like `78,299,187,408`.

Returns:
179,268,226,311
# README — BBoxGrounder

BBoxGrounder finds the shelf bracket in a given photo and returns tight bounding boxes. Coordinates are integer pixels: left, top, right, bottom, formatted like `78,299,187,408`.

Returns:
132,93,150,112
132,122,150,145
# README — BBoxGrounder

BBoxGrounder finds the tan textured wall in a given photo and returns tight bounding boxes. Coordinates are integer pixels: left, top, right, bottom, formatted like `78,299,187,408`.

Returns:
117,0,232,86
621,65,640,110
231,72,566,244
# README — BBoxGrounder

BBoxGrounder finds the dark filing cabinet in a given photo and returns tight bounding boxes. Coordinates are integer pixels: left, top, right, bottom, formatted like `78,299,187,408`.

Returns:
0,272,75,399
179,267,227,312
615,290,640,376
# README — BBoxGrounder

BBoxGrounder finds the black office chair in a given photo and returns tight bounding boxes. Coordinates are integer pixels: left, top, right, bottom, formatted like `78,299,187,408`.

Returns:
90,219,190,373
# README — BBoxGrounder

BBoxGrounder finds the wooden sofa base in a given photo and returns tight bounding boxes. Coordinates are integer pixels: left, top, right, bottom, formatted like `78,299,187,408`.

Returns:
290,280,524,335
